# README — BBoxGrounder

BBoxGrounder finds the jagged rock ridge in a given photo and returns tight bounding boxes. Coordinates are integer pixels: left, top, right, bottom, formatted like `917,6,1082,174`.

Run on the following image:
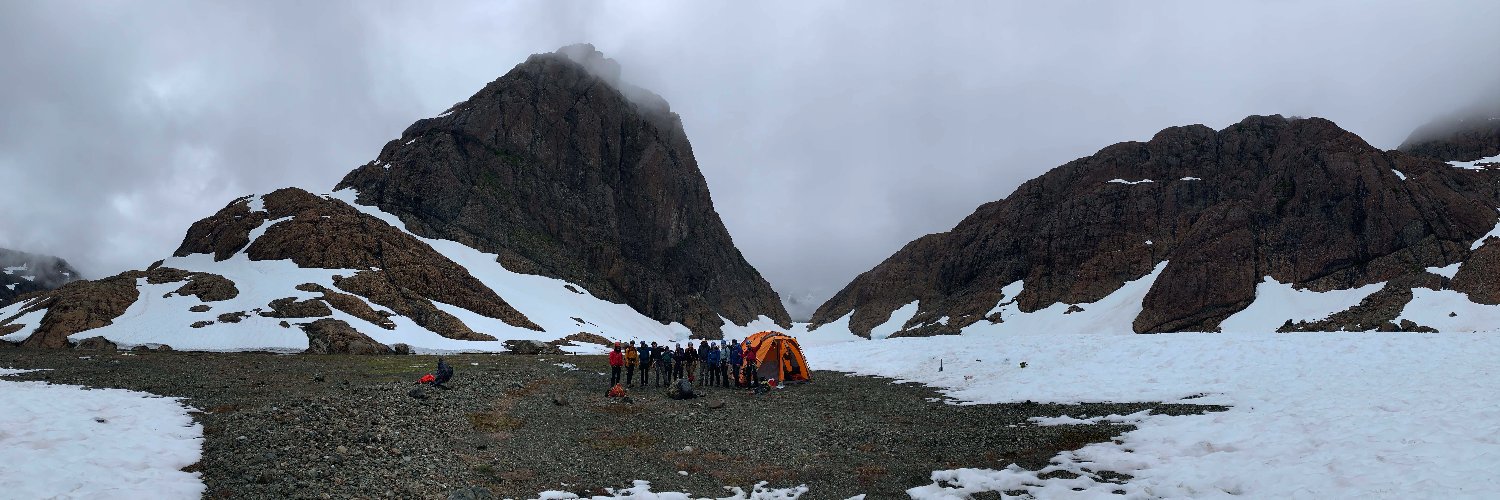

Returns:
812,115,1500,337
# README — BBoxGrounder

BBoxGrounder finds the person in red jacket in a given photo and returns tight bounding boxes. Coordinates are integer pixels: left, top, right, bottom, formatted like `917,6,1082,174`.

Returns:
608,342,625,387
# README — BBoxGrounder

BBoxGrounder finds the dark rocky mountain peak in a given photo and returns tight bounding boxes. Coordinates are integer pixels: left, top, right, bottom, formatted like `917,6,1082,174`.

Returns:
336,44,791,338
812,114,1500,337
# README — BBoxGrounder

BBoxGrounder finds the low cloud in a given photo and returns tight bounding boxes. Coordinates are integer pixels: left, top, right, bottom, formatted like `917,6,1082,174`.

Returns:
2,1,1497,316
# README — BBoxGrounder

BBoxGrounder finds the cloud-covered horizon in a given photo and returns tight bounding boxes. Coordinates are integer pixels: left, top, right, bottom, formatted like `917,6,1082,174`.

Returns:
3,1,1498,320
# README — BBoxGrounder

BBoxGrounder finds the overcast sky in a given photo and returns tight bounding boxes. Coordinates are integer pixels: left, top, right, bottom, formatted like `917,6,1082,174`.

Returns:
2,1,1498,320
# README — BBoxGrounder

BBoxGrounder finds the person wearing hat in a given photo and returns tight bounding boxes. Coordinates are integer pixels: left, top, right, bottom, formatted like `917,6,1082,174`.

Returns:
608,342,625,387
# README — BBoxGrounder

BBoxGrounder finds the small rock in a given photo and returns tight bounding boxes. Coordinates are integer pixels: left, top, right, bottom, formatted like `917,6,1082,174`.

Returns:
313,373,325,382
551,394,568,406
336,445,348,454
408,388,427,400
94,417,107,423
708,400,725,410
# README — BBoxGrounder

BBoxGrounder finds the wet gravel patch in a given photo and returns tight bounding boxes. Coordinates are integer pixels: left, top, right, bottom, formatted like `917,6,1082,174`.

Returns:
0,349,1225,498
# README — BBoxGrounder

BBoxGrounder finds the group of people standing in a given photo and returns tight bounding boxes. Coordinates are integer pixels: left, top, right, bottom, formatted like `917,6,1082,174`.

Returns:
606,339,762,389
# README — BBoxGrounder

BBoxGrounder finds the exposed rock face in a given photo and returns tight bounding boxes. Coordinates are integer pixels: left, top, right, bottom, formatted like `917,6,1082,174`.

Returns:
174,196,268,261
1,266,236,347
335,45,790,338
260,297,334,319
0,248,83,306
300,318,393,355
8,274,140,348
813,115,1500,337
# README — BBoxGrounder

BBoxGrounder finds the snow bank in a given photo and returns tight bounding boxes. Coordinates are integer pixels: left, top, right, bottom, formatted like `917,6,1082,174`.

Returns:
805,331,1500,498
1426,262,1461,279
1219,276,1383,332
869,301,919,339
965,262,1166,336
0,369,203,498
1107,178,1154,185
1398,288,1500,331
1447,153,1500,171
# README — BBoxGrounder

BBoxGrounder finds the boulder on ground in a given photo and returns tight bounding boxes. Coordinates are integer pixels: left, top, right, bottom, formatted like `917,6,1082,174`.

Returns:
300,318,393,355
74,336,117,351
503,339,563,355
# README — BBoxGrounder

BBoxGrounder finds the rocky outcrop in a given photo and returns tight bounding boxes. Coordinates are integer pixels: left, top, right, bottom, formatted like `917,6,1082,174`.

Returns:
0,248,83,306
74,336,118,351
300,319,393,355
814,115,1500,337
1452,242,1500,304
174,196,269,261
1,266,238,347
9,274,141,348
335,44,790,338
297,283,396,329
260,297,334,319
236,187,538,334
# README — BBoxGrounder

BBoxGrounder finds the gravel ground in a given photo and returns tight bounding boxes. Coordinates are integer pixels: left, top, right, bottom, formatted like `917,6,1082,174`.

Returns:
0,348,1223,499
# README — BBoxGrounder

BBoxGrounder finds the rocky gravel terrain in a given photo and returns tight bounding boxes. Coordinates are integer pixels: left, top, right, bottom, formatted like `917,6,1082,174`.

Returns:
0,349,1222,499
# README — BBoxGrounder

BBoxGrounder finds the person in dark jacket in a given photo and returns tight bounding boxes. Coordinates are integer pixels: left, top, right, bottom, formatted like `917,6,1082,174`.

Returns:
728,339,743,387
672,344,686,381
697,340,711,382
656,343,671,386
684,344,699,382
638,341,653,388
608,343,624,387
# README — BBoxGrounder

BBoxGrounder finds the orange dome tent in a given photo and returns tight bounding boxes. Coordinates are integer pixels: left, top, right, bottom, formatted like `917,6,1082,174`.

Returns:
742,331,811,384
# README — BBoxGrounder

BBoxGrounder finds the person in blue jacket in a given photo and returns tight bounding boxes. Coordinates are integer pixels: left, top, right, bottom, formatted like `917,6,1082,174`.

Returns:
727,339,744,387
704,343,721,387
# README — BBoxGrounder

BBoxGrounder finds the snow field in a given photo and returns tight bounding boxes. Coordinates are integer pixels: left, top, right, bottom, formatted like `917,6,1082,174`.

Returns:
807,331,1500,499
0,368,204,499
